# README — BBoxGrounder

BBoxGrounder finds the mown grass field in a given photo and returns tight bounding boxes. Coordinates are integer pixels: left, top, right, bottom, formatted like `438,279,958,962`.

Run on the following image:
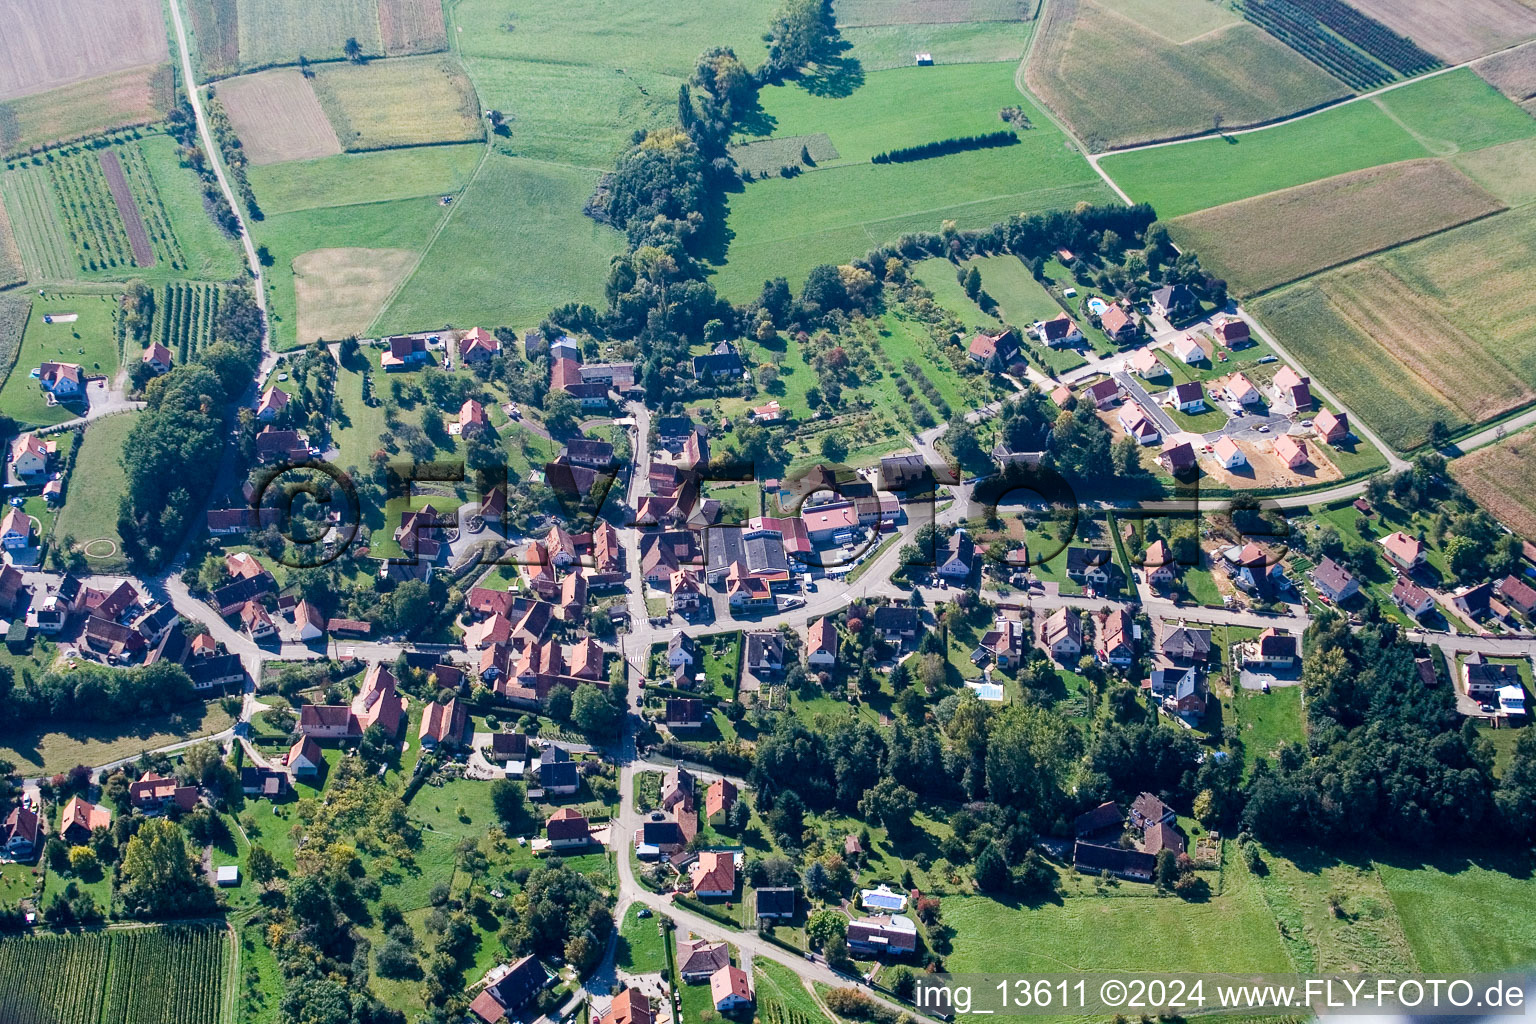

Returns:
1025,0,1348,153
453,0,774,167
0,65,174,159
0,188,23,288
56,410,138,569
1450,435,1536,540
310,56,482,151
714,65,1113,297
737,63,1031,166
139,133,246,281
1376,856,1536,973
840,20,1034,71
248,143,482,214
253,194,447,348
1105,69,1536,218
1248,848,1418,973
1225,685,1305,777
0,293,120,427
1167,159,1506,296
371,154,623,337
944,848,1293,974
1250,204,1536,451
235,0,384,69
294,247,418,344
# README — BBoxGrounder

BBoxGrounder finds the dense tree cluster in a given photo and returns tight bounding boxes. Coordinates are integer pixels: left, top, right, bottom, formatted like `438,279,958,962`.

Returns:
0,661,195,730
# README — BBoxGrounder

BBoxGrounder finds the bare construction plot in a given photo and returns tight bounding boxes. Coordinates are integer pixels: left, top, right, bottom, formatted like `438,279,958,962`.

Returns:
0,0,168,100
218,70,343,165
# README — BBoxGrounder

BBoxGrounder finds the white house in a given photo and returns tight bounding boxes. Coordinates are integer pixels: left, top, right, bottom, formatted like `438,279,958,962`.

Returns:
710,966,754,1013
0,508,32,550
1210,436,1245,470
1168,381,1205,413
1034,312,1083,348
1170,334,1210,365
11,434,50,478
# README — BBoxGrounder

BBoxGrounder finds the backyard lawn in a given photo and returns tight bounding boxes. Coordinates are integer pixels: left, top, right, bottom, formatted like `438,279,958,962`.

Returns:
54,411,138,572
0,292,121,428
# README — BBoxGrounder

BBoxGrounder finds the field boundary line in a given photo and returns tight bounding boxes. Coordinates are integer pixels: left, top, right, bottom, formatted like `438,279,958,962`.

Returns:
1232,200,1511,300
364,143,492,337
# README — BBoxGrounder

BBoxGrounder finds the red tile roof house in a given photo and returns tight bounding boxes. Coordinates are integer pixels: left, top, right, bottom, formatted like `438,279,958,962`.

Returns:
597,989,653,1024
705,778,738,824
288,736,324,777
256,385,290,420
1271,366,1313,411
142,342,173,375
1243,627,1297,668
38,361,83,397
689,851,737,898
419,696,468,749
1213,317,1250,348
806,616,838,668
1311,557,1360,603
1099,304,1139,342
665,697,706,730
847,914,918,956
129,772,199,814
1273,434,1309,469
544,807,591,849
468,955,549,1024
1379,531,1427,571
299,663,405,739
59,796,112,844
381,334,429,369
966,329,1019,370
458,326,500,364
711,965,754,1012
1497,575,1536,618
11,432,52,478
1314,408,1349,443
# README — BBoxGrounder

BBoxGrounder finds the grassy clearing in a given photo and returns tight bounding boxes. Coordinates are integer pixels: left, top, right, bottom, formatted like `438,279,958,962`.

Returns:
248,143,482,214
1249,848,1417,973
1225,685,1304,777
0,700,234,775
0,190,23,289
1099,0,1239,42
1167,159,1506,296
0,64,174,159
1025,0,1348,153
1377,856,1536,973
1450,435,1536,540
253,194,447,349
840,21,1033,71
945,847,1292,974
55,411,137,569
1103,68,1536,218
1251,204,1536,451
372,154,623,336
964,253,1065,326
310,56,483,151
617,905,668,974
0,293,119,427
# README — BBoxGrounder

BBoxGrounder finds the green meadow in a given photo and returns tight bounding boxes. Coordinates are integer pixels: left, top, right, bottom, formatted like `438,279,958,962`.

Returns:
1101,69,1536,218
714,65,1112,297
0,293,121,428
247,144,484,215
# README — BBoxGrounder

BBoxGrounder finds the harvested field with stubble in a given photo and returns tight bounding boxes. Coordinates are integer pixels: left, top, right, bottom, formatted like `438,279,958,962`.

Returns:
0,64,174,157
1168,160,1506,296
1451,436,1536,540
1476,39,1536,100
1455,137,1536,206
1253,206,1536,450
1345,0,1536,63
834,0,1032,25
377,0,448,53
188,0,240,78
218,69,343,165
293,247,418,343
310,57,482,151
0,0,168,100
1025,0,1348,152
